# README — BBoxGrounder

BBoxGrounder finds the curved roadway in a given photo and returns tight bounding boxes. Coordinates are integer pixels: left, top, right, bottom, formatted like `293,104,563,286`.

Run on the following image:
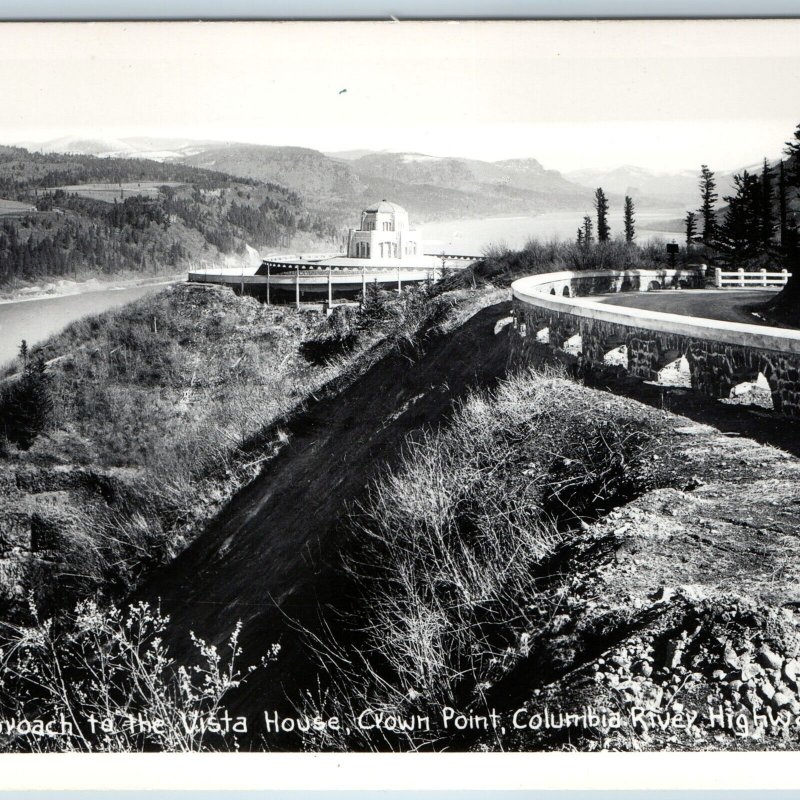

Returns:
595,289,779,327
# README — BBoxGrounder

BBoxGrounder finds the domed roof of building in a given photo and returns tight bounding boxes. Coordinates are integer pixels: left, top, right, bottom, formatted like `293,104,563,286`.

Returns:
364,200,407,215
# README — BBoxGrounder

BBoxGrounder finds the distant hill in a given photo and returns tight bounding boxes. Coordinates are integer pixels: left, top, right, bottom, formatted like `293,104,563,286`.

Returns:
183,145,595,224
21,136,769,226
566,164,741,207
17,135,227,162
324,149,383,161
0,146,338,289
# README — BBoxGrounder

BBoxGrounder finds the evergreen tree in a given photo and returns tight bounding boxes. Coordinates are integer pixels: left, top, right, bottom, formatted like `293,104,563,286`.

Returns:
360,280,389,327
582,215,594,246
594,188,610,242
576,228,584,247
718,170,763,260
785,123,800,177
699,165,718,245
764,123,800,315
760,158,775,248
684,211,697,247
779,160,789,252
623,196,635,243
0,342,53,449
18,339,28,370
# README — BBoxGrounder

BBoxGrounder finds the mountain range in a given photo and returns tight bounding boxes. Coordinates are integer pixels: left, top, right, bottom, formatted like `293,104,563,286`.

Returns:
17,136,713,224
565,164,744,206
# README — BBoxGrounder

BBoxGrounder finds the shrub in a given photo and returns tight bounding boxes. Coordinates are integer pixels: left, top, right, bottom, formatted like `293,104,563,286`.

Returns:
301,369,679,750
0,600,275,752
0,343,54,449
459,237,674,288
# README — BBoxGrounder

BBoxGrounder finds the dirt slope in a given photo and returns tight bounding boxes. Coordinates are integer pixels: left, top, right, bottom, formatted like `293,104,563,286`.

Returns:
136,299,513,727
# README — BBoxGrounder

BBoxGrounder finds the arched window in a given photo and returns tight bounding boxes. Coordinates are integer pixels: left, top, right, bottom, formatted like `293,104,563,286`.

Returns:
365,243,370,258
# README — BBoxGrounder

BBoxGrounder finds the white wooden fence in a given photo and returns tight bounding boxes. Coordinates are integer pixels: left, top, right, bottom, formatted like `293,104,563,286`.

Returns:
713,267,791,287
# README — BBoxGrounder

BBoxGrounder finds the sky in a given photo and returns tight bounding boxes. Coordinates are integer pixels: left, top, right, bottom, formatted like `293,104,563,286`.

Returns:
0,20,798,172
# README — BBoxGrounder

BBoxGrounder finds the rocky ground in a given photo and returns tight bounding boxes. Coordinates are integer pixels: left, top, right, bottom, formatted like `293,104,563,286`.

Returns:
476,416,800,751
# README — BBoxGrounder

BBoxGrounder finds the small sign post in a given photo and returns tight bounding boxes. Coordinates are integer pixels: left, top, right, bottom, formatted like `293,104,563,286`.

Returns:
666,241,680,268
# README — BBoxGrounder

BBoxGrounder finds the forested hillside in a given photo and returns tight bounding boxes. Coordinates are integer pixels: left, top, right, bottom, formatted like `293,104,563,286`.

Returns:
0,146,338,289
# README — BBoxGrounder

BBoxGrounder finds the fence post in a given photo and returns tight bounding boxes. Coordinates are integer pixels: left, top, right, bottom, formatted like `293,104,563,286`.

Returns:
266,261,270,305
760,268,767,287
782,268,789,285
714,267,722,288
738,268,745,287
295,267,300,310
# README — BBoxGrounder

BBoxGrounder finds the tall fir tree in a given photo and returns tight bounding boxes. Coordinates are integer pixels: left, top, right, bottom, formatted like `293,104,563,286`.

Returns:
582,215,594,245
718,170,763,260
623,196,635,243
684,211,697,247
760,158,775,249
0,341,53,449
785,124,800,177
576,228,584,247
594,188,610,242
767,123,800,316
779,160,789,252
699,165,718,245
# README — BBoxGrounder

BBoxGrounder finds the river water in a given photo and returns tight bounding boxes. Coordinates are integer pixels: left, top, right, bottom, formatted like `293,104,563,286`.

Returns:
0,209,688,369
0,282,174,369
422,207,687,256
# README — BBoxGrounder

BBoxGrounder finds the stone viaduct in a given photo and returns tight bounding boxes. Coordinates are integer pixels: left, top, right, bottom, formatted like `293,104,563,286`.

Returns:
510,269,800,418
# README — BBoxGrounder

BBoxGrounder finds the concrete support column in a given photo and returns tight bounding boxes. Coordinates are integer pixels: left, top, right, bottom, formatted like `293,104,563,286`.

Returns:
714,267,722,288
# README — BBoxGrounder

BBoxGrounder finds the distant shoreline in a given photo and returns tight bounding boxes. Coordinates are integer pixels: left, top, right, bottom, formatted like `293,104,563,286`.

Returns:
0,272,185,306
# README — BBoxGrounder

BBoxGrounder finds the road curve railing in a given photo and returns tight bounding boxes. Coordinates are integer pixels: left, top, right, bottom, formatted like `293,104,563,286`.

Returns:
510,268,800,417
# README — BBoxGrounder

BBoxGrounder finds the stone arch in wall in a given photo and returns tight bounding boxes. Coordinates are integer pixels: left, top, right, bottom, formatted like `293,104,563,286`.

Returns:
511,270,800,418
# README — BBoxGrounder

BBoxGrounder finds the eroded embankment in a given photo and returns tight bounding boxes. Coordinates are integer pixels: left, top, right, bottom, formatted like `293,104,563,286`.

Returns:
479,415,800,751
133,296,800,752
134,298,515,730
309,371,800,752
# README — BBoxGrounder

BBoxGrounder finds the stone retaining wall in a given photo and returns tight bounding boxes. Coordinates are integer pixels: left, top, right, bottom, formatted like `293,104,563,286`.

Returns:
511,269,800,417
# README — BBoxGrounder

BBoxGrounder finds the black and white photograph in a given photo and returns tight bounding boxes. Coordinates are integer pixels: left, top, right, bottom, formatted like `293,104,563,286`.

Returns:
1,18,800,756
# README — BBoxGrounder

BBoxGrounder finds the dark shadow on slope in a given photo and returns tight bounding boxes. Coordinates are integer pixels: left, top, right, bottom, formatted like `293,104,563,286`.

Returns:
134,301,512,746
580,369,800,459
